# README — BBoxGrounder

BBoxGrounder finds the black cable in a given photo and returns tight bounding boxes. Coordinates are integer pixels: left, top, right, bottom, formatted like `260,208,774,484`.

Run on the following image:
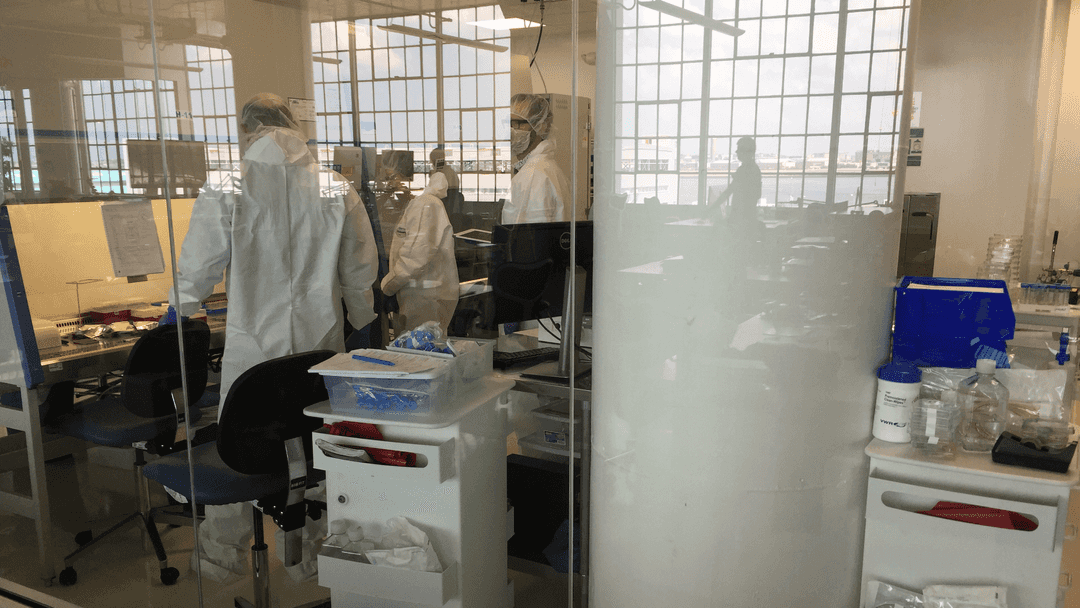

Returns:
529,3,546,68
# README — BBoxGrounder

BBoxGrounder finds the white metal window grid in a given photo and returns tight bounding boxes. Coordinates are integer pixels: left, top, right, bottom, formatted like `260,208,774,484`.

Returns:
80,79,179,195
185,46,240,172
23,90,37,191
615,0,909,208
2,89,38,193
311,6,512,198
1,88,22,192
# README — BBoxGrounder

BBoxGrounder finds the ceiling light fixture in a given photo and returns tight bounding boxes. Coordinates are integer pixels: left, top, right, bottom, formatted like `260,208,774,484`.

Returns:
638,0,744,37
377,24,508,52
467,18,540,30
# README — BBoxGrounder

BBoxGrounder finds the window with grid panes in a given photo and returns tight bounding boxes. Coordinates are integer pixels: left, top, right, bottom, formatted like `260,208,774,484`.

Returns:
1,88,22,193
615,0,909,210
311,6,512,201
81,79,178,195
185,46,240,176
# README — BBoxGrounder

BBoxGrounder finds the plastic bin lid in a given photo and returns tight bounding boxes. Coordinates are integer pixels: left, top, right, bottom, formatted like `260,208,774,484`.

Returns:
307,350,452,379
877,361,922,383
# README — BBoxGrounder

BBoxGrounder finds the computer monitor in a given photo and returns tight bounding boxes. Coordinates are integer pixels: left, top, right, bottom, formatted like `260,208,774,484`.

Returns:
332,146,378,186
486,221,593,382
378,150,414,181
126,140,208,193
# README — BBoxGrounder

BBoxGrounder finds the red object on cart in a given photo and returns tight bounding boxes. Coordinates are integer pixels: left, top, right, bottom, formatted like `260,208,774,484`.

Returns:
916,500,1038,531
323,421,417,467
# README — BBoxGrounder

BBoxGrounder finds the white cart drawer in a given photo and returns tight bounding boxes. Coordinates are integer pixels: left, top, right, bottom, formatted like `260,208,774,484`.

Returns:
313,428,456,484
319,545,458,606
866,473,1062,552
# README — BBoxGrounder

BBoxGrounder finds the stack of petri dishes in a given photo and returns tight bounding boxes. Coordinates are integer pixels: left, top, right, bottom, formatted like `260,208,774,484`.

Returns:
976,234,1023,285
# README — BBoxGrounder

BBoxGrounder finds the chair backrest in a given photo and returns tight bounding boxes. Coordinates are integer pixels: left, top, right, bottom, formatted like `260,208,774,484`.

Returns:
217,350,336,475
121,320,211,419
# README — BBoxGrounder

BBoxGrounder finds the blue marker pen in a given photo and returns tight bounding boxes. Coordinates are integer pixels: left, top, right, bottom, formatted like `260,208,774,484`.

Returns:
353,354,396,366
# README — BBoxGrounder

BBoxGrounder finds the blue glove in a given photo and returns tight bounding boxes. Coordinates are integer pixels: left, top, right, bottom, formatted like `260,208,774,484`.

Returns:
158,306,177,325
158,306,189,325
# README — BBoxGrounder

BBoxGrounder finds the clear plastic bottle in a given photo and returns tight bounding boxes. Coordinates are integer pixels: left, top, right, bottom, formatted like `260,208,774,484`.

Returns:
958,359,1010,452
910,393,960,456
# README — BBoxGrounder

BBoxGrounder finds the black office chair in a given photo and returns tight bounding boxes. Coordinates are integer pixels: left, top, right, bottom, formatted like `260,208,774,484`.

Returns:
41,320,212,586
143,350,335,608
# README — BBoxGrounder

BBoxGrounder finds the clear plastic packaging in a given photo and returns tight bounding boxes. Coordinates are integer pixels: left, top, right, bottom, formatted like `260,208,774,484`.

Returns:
958,359,1010,452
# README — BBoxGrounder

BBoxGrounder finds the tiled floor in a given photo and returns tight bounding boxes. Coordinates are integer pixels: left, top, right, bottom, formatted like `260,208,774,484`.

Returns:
0,445,571,608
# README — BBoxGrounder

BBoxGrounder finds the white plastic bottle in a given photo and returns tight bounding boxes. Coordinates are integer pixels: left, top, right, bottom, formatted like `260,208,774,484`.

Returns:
958,359,1010,452
873,362,922,442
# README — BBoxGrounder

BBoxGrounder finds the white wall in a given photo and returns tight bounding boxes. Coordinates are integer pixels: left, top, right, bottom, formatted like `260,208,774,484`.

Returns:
1047,2,1080,273
904,0,1047,279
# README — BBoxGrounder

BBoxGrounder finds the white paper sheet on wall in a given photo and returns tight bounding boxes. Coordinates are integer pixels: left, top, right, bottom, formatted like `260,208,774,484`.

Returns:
100,200,166,278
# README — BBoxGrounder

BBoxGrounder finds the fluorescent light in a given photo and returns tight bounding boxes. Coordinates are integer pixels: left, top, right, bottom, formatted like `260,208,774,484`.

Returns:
639,1,744,37
467,18,540,30
313,55,343,65
50,55,202,73
377,24,508,52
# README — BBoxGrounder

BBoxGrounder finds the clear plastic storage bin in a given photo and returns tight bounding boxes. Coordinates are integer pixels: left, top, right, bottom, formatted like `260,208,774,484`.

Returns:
321,373,454,416
309,350,457,418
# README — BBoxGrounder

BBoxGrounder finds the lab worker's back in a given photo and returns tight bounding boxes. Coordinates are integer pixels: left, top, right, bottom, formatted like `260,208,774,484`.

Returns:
172,128,379,411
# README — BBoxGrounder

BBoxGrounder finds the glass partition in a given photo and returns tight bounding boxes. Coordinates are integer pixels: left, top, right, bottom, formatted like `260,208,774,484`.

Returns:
20,0,1069,605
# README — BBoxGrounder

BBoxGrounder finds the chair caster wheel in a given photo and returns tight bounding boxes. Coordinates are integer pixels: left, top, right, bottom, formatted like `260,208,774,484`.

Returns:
75,530,93,546
160,567,180,585
59,567,77,586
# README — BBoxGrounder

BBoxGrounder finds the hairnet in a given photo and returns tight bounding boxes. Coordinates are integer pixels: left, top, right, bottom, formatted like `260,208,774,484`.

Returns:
240,93,300,133
430,148,445,164
510,94,553,141
736,136,756,155
423,172,449,199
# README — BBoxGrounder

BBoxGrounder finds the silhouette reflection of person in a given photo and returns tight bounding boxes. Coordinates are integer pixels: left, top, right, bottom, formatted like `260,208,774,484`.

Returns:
713,136,761,224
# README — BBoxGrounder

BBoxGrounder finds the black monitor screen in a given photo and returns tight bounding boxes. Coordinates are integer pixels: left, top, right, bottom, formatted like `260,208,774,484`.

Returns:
484,221,593,327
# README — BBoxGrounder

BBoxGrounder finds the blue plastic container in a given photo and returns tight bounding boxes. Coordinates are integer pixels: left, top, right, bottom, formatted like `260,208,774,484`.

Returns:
892,277,1015,368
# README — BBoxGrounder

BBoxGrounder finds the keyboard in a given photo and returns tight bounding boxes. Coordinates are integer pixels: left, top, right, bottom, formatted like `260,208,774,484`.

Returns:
492,347,560,369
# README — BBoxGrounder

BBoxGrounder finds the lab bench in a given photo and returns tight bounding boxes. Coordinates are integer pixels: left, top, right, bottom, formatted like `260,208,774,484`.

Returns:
304,376,515,608
860,438,1080,607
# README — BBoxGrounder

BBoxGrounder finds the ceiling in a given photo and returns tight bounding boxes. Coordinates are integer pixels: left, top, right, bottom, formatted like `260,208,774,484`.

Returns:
0,0,594,50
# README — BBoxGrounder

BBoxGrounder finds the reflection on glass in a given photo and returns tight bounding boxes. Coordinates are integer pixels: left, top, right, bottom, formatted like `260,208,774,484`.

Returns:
592,0,911,604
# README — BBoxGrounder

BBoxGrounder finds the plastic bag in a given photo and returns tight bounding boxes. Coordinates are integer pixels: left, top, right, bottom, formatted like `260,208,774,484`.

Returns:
919,367,1069,433
391,321,454,355
864,580,925,608
364,517,443,572
923,585,1007,608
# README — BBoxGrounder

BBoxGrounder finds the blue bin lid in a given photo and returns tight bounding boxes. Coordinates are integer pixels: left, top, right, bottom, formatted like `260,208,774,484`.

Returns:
877,361,921,383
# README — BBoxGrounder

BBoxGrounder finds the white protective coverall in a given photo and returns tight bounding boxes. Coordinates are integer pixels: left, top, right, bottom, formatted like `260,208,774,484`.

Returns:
171,127,378,406
381,172,459,334
502,138,574,224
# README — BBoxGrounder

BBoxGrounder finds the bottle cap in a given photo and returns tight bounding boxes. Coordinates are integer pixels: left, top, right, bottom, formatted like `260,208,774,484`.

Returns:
975,359,997,374
877,361,922,383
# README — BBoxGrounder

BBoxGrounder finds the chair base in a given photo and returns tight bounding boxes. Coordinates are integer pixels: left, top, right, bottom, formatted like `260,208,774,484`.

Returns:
232,503,329,608
59,511,179,586
58,452,179,587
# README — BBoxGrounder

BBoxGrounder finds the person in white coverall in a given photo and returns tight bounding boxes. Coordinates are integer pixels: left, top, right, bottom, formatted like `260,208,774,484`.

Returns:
381,172,459,334
170,92,379,582
502,93,575,224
